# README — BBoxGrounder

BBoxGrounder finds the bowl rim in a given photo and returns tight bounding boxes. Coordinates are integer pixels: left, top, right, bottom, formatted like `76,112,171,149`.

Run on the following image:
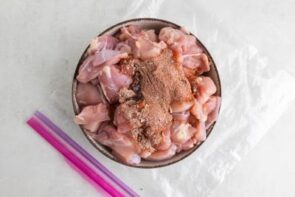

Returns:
72,17,222,168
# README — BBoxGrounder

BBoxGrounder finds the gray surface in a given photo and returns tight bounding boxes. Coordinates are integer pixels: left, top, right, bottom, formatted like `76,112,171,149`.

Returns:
0,0,294,196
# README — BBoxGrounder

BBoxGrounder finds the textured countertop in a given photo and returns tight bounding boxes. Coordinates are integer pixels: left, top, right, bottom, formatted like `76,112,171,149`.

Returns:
0,0,294,196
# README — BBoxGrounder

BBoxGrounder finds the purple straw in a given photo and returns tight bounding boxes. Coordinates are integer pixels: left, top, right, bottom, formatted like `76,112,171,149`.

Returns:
27,116,124,197
34,111,139,197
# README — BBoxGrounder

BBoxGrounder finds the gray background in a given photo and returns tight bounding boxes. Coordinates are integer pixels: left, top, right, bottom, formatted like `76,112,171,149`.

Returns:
0,0,294,196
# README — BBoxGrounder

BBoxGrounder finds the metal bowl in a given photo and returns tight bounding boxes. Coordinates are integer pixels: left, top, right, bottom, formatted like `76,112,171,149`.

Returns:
72,18,221,168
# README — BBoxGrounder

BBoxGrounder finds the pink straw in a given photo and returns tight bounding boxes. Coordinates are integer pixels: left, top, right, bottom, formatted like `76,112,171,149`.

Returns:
27,116,124,197
34,111,138,197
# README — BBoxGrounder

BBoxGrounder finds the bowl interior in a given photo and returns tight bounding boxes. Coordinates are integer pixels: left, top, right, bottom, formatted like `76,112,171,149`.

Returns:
72,18,221,168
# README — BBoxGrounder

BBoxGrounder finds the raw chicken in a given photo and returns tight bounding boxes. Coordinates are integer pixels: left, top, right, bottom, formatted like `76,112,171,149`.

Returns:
98,64,132,103
192,76,217,104
77,50,128,83
194,121,206,141
115,42,132,54
159,27,186,46
171,122,197,144
159,27,202,55
74,103,110,132
87,35,118,54
76,55,99,83
134,38,166,60
170,100,194,113
112,147,141,165
146,144,177,161
93,49,128,67
77,33,129,83
181,53,210,74
203,96,220,115
94,124,141,164
145,29,157,42
172,111,190,123
118,25,142,40
155,128,171,151
90,78,100,86
113,105,132,133
96,125,132,146
191,96,221,123
75,25,221,165
177,139,195,152
159,27,209,75
119,26,166,60
205,96,221,129
191,99,207,122
75,83,102,105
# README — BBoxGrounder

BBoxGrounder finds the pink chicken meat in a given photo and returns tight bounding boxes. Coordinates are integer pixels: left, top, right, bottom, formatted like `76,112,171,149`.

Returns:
74,25,221,165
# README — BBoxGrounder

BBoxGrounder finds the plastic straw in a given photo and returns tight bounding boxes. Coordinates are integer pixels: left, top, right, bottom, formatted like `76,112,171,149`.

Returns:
27,116,124,197
34,111,139,197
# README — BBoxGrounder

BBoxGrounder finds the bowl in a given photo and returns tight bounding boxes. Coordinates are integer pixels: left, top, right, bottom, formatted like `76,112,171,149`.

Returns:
72,18,221,168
